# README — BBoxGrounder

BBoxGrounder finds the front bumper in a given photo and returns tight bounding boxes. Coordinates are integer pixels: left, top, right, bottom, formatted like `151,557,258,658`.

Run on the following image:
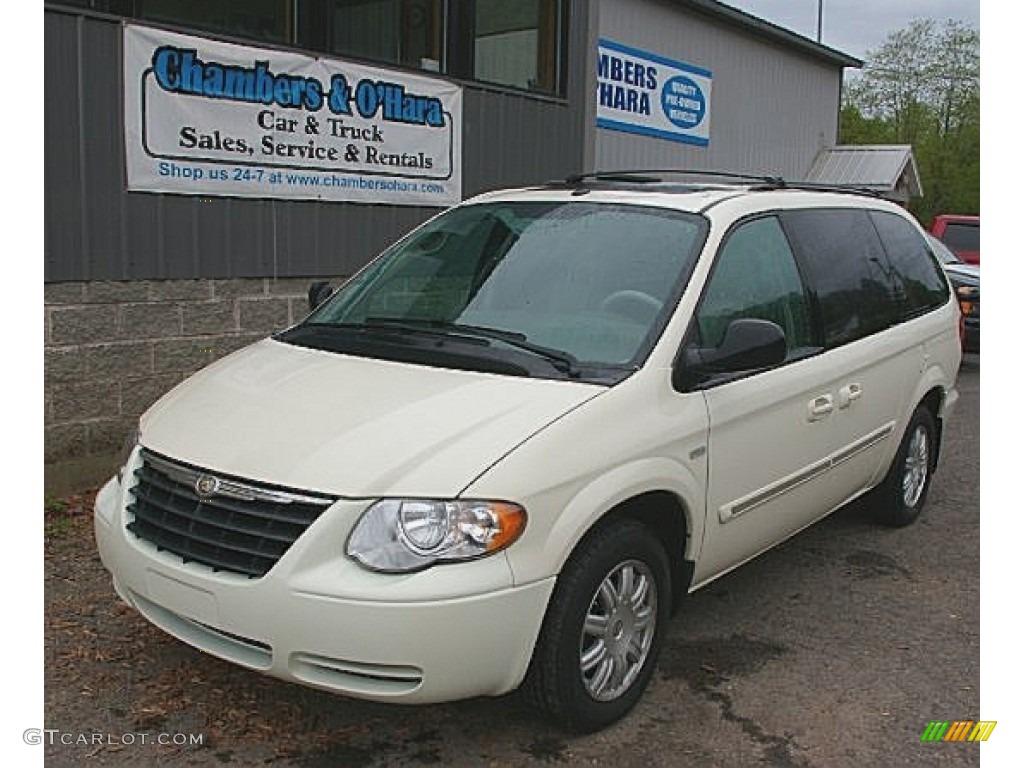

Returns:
93,472,554,704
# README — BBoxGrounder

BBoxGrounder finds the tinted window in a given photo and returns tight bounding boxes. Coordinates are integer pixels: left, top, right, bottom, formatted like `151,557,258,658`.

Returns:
473,0,563,92
66,0,570,97
330,1,443,71
782,208,900,348
940,221,980,251
136,0,292,43
870,211,950,318
697,216,815,355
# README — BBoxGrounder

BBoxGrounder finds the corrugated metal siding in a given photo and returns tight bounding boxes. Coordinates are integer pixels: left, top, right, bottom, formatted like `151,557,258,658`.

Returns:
44,4,591,282
595,0,844,178
45,11,86,279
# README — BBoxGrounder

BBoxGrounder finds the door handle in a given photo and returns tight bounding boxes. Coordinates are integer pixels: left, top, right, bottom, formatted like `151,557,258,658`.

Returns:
838,383,863,409
807,394,834,421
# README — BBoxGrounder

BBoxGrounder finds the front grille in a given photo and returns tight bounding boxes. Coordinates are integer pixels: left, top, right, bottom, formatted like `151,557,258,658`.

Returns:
127,450,335,578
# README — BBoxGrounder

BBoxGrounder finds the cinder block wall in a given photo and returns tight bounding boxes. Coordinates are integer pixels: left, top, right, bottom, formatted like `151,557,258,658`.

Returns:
44,277,345,494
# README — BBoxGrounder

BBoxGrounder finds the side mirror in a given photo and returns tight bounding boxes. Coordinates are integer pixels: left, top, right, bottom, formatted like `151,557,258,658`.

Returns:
308,281,333,312
698,318,787,372
674,318,787,390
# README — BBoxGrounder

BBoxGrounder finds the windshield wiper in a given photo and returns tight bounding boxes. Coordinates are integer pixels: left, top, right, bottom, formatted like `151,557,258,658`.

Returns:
363,317,582,377
451,322,582,377
297,319,487,345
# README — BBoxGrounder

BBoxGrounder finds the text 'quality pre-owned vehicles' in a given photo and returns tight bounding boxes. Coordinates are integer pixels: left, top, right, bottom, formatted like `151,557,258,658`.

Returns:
94,171,961,732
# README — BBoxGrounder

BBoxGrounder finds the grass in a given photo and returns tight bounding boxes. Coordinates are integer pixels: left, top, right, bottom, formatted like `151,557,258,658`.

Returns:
43,492,89,540
44,495,69,516
44,515,74,539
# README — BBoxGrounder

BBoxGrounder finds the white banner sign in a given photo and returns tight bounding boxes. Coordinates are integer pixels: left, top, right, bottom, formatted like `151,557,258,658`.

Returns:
597,38,712,147
124,24,462,205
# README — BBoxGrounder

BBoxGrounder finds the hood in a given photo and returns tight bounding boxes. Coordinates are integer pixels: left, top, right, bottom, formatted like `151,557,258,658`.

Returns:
140,339,604,497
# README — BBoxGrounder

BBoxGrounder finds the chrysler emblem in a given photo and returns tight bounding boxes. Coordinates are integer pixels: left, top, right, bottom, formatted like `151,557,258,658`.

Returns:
195,474,220,500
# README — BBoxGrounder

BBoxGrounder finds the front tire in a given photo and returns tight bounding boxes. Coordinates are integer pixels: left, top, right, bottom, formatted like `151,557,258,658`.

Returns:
872,406,937,527
522,519,671,732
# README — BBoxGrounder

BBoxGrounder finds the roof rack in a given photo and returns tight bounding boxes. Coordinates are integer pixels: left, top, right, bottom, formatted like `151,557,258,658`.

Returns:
749,180,883,198
553,169,883,198
561,169,784,186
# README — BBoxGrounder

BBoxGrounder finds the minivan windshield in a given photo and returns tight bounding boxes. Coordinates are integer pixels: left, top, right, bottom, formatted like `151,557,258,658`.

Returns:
278,201,707,383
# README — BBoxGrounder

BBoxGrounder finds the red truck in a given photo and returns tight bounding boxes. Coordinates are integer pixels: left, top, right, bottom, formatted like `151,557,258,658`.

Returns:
930,214,979,265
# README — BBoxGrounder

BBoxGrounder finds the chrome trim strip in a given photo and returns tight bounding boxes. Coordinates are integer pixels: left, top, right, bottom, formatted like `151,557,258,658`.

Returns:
719,422,896,523
142,450,335,506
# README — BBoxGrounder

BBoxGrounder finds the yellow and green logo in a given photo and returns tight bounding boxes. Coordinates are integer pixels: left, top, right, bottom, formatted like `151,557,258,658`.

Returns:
921,721,996,742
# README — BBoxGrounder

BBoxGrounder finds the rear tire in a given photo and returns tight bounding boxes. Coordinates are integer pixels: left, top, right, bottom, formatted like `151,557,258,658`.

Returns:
522,519,671,733
872,406,937,527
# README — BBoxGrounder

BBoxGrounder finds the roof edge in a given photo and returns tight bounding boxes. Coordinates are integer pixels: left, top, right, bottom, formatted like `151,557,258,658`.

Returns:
824,144,914,152
675,0,863,69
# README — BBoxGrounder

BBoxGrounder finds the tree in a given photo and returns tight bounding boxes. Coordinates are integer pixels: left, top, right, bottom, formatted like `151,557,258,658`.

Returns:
841,19,979,223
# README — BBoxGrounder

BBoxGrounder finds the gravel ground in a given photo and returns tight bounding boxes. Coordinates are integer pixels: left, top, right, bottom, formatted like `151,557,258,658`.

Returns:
43,360,980,767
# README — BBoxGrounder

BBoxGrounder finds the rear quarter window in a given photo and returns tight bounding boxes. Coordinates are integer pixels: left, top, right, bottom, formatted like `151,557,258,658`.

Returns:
869,211,950,319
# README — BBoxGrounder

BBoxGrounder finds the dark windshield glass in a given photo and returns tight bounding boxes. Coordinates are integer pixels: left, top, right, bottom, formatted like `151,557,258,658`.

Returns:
940,221,979,251
290,201,707,379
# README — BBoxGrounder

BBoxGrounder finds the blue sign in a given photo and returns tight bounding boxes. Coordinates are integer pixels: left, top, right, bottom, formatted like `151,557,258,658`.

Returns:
596,39,712,147
661,75,706,130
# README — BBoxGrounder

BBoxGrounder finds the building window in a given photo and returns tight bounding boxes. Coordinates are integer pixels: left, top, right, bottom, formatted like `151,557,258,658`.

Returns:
472,0,562,92
52,0,568,97
135,0,292,43
329,0,443,72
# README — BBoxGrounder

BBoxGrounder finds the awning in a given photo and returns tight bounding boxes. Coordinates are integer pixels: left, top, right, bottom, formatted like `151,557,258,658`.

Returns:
806,145,923,203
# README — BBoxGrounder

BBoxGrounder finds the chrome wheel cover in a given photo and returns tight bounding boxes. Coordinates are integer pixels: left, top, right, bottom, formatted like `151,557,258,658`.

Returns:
579,559,657,702
902,425,930,508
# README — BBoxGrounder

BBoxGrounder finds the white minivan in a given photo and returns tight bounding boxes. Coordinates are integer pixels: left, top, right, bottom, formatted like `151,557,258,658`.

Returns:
94,172,961,732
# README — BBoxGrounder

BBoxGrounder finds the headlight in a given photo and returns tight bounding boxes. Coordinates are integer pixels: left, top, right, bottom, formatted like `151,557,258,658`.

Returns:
346,499,527,573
